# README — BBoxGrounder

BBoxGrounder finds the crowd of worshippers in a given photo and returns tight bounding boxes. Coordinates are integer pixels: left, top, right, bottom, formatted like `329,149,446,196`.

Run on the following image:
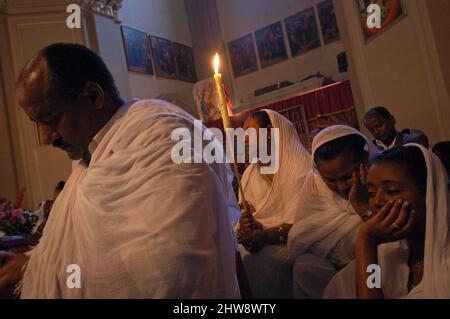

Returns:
0,43,449,299
236,107,449,299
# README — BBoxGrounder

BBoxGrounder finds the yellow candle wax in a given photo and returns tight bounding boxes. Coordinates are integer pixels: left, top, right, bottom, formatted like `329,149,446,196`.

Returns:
213,53,231,129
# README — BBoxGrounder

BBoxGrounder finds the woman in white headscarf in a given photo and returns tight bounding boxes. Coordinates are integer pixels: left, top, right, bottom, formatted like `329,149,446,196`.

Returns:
288,125,375,298
236,109,311,298
325,144,450,299
237,109,312,253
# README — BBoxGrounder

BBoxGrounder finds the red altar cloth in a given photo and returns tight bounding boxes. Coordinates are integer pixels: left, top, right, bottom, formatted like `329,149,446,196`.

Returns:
204,80,357,131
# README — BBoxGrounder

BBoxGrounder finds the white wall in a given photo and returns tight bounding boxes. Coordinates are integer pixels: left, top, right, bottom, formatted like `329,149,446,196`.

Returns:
0,0,198,206
425,0,450,119
0,2,82,207
94,0,197,115
0,62,18,201
92,14,132,99
216,0,347,106
334,0,450,145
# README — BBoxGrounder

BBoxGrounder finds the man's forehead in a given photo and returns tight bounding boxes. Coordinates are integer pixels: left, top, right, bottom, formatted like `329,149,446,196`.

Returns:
16,71,52,115
16,55,49,102
365,113,385,124
17,95,58,129
17,86,47,116
16,82,44,104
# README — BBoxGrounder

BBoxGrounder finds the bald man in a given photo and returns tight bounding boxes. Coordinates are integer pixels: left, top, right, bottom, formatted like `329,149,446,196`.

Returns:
0,43,239,298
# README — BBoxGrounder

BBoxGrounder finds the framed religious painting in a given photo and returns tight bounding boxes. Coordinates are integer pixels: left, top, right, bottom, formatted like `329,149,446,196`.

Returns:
254,21,288,68
227,34,258,78
357,0,406,42
121,26,153,75
285,7,321,58
149,35,178,80
317,0,340,45
173,42,197,83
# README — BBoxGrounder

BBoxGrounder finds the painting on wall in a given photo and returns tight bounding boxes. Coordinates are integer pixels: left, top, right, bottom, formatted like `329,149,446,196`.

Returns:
317,0,340,44
121,26,153,74
254,21,288,68
285,7,321,57
149,35,178,79
228,34,258,78
357,0,406,41
173,42,197,83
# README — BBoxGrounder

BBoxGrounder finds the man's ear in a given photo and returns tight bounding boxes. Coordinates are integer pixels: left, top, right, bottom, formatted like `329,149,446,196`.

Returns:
82,81,104,109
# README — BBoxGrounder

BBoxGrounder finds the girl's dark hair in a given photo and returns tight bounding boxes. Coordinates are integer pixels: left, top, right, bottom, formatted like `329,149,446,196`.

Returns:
371,146,427,195
249,110,271,128
314,134,367,163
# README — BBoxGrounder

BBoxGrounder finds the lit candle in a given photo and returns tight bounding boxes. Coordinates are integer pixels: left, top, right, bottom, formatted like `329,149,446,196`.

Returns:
213,53,231,129
212,53,249,212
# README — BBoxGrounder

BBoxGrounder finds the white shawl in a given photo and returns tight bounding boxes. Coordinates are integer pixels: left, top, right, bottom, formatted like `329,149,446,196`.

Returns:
288,125,371,264
324,144,450,298
239,110,311,228
21,99,238,298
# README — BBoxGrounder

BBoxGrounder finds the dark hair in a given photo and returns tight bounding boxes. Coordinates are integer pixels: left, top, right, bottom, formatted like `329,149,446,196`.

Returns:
364,106,392,120
432,141,450,172
371,146,427,195
249,110,271,128
314,134,367,163
55,181,65,192
42,43,119,101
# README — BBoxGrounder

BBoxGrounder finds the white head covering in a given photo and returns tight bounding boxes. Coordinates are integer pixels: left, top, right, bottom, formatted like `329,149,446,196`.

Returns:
289,125,372,264
324,143,450,298
401,144,449,298
240,109,311,228
311,124,375,164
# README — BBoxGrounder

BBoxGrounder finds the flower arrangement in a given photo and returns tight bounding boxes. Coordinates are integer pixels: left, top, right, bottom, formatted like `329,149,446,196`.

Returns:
0,188,38,236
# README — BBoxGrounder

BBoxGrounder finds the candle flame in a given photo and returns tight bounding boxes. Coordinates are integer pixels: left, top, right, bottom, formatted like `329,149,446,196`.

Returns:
214,53,220,74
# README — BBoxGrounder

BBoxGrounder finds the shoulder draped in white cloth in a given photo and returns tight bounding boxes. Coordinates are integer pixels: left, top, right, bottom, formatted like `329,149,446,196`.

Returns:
239,109,311,229
324,144,450,299
288,125,373,267
20,99,239,298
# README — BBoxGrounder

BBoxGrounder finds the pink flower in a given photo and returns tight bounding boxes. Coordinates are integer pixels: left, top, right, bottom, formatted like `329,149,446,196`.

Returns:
12,208,24,219
0,211,5,219
0,198,6,205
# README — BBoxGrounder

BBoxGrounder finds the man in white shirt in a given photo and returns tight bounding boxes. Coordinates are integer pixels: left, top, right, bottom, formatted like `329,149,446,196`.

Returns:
0,43,239,298
363,106,429,151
